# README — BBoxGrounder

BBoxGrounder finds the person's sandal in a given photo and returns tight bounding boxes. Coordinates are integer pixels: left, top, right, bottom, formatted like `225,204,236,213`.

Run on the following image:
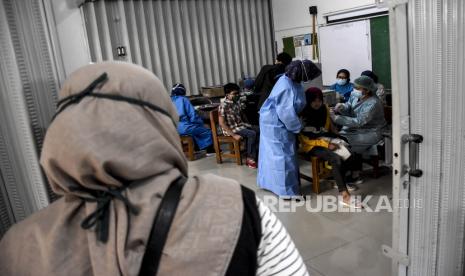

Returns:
339,197,363,209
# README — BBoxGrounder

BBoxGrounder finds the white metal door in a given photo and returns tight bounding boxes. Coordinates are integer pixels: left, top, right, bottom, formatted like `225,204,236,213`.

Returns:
387,0,465,275
385,1,410,275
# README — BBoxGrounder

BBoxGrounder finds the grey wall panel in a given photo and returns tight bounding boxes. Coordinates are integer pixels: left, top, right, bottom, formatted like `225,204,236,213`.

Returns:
406,0,465,275
84,3,103,62
5,0,59,153
124,1,141,65
5,0,60,203
0,133,15,239
134,1,153,70
179,0,198,91
408,0,442,274
0,0,53,231
82,0,274,94
436,0,465,274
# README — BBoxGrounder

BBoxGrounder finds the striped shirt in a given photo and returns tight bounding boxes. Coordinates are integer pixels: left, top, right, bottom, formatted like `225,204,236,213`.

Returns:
256,198,309,276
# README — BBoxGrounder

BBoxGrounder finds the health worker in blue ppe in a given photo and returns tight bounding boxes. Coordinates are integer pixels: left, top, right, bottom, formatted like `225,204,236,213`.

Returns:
257,60,321,197
170,83,213,151
329,69,354,102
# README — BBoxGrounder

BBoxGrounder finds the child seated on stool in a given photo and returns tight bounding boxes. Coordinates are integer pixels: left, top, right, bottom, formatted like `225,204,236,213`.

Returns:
299,87,362,208
218,83,259,168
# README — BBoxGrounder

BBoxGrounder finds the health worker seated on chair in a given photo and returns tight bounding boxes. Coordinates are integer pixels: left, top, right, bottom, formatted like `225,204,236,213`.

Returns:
361,70,386,105
299,87,362,208
329,69,354,102
170,83,214,154
331,75,387,181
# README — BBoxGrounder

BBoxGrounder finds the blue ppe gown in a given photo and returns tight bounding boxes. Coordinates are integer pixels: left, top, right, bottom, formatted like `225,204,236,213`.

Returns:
171,95,213,150
257,76,306,196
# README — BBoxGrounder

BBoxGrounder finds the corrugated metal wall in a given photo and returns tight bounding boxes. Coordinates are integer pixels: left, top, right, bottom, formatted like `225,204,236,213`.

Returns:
406,0,465,275
0,0,59,237
81,0,274,94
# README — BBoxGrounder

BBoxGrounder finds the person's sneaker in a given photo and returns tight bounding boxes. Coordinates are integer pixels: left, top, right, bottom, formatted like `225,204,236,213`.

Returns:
246,159,257,169
195,150,207,158
205,146,216,157
346,183,358,192
346,176,364,185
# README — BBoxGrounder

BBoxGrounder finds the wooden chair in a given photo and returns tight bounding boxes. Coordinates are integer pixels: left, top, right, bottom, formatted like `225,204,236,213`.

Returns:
299,153,332,194
209,109,242,165
180,136,195,161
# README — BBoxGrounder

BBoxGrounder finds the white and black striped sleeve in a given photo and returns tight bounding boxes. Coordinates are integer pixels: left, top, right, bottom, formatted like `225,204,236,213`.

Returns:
255,197,309,276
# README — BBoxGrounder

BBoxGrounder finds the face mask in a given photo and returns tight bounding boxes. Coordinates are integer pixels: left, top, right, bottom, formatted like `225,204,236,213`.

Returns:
351,89,362,98
232,95,240,102
336,78,347,86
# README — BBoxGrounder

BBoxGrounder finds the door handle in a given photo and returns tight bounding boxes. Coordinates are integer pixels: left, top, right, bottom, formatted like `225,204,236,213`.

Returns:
402,134,423,177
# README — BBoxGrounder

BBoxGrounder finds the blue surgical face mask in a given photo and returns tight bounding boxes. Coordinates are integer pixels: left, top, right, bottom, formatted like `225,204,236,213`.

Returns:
336,78,347,86
351,89,362,98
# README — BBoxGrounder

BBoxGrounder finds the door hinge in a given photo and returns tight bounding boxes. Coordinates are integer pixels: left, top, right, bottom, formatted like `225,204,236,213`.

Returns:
382,245,410,266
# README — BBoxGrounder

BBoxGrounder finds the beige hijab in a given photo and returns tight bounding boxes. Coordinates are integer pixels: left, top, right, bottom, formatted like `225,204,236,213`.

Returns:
0,62,243,276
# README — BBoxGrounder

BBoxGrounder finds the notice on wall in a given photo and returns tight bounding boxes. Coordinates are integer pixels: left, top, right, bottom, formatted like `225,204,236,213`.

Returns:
295,45,313,60
293,34,312,47
284,33,317,60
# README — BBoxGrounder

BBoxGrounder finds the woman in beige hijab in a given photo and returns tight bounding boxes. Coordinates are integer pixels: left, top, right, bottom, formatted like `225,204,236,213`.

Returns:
0,62,308,276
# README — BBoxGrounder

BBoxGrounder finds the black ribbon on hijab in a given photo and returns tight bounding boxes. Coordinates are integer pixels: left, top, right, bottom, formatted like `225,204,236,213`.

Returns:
53,73,179,243
52,72,177,128
78,185,140,243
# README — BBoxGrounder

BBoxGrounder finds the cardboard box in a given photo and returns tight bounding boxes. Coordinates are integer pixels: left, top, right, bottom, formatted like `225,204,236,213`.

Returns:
201,86,224,98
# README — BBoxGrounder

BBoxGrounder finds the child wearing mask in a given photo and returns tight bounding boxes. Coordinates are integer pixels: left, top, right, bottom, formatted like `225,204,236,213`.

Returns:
218,83,259,168
330,68,354,102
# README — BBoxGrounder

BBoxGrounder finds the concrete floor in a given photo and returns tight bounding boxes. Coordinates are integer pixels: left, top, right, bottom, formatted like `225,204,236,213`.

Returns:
188,156,393,276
